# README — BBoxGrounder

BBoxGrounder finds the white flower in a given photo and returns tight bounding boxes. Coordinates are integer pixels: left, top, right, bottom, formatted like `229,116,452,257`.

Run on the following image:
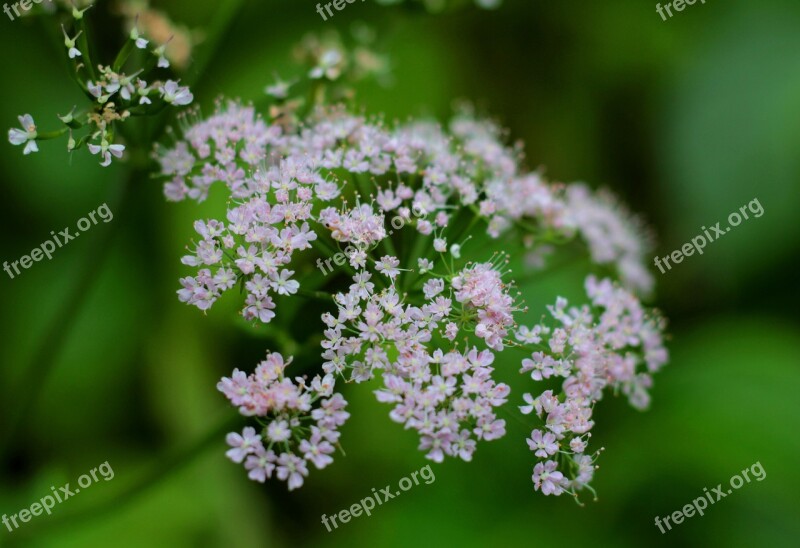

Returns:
519,393,536,415
130,23,149,49
309,49,343,80
61,25,82,59
154,44,170,68
266,420,291,443
375,256,400,279
160,80,193,106
269,269,299,296
8,114,38,155
88,139,125,167
264,76,294,99
87,80,110,103
136,79,152,105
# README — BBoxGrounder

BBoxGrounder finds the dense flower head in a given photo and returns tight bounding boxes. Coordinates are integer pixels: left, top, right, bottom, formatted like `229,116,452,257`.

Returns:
517,275,668,499
176,161,324,319
218,352,349,490
319,260,516,463
4,0,669,500
159,104,653,295
160,100,668,494
564,186,655,294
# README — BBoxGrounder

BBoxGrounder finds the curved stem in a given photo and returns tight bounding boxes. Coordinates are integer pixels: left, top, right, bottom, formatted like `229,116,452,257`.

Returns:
12,411,241,542
297,288,335,303
0,169,136,460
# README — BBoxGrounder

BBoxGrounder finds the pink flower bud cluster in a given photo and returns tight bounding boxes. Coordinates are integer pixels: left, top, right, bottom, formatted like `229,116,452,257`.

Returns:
159,102,284,202
319,204,387,247
320,260,516,464
158,104,654,294
518,275,668,498
451,262,516,350
177,160,335,320
564,186,655,294
218,352,349,490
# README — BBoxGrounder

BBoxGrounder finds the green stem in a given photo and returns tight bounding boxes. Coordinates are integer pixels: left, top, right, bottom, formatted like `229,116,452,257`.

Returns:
297,288,335,303
0,168,135,459
145,0,247,144
35,128,69,140
75,17,97,81
381,231,398,259
112,38,135,73
12,411,241,541
184,0,247,87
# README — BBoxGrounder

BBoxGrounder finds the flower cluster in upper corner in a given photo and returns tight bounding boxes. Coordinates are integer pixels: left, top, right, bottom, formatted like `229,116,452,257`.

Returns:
7,2,193,167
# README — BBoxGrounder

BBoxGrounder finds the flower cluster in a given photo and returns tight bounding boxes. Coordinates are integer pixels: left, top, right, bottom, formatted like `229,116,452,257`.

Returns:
451,262,516,350
7,4,193,167
117,0,199,70
158,98,667,493
4,1,670,499
159,102,285,202
177,162,326,320
564,185,654,294
159,104,653,294
320,204,387,248
318,259,516,463
517,275,668,498
218,352,349,490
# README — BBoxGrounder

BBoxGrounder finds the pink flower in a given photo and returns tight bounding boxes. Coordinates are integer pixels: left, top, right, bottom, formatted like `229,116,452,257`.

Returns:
218,352,349,489
244,445,276,483
299,432,335,469
532,460,565,496
375,255,400,279
225,427,263,463
527,429,558,458
160,80,194,106
276,453,308,491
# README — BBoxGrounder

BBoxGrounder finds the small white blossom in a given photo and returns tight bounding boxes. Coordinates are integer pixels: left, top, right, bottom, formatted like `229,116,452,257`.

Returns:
61,25,82,59
88,139,125,167
160,80,193,106
154,43,170,68
8,114,38,155
309,50,343,80
130,21,149,49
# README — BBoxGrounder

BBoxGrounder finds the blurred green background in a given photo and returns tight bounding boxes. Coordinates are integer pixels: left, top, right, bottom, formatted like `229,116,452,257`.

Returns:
1,0,799,546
